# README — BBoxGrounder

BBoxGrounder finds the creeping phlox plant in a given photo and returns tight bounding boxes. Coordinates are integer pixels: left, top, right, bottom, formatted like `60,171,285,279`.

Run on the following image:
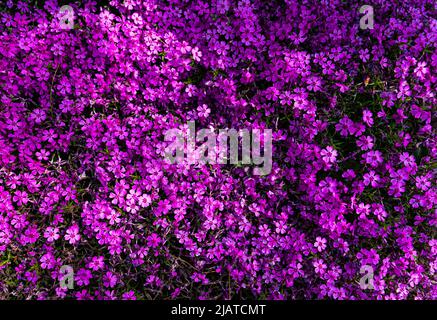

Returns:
0,0,435,300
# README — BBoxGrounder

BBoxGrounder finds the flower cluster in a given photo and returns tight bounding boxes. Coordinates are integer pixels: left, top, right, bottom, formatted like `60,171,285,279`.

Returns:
0,0,435,300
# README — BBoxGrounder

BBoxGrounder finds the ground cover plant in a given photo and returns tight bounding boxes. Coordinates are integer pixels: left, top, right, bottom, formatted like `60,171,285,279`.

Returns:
0,0,435,300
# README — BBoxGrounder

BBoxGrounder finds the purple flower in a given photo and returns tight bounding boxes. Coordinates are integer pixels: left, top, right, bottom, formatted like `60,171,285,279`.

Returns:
12,191,28,206
103,272,118,288
0,0,434,301
65,225,81,245
320,146,337,164
44,227,60,243
314,237,327,252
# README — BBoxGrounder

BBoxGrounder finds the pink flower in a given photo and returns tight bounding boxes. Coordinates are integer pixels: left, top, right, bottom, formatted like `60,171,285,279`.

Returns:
373,205,387,221
65,225,81,245
363,171,380,187
356,203,371,218
88,256,105,271
362,110,374,127
197,104,210,119
147,233,161,248
399,152,415,167
363,150,383,167
36,149,50,161
335,117,355,136
13,190,29,206
103,272,118,288
320,146,337,164
122,291,137,300
414,62,428,79
313,259,327,274
314,237,327,252
415,175,431,191
357,135,374,151
192,47,202,62
44,227,60,243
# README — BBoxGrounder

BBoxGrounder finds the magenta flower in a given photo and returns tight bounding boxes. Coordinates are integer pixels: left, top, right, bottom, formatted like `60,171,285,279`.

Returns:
313,259,327,275
65,225,81,245
44,227,60,243
363,150,383,167
103,272,118,288
76,268,93,286
363,171,380,188
87,256,105,271
147,233,162,248
0,0,434,301
357,135,374,151
314,237,327,252
13,190,28,206
320,146,337,164
362,110,374,127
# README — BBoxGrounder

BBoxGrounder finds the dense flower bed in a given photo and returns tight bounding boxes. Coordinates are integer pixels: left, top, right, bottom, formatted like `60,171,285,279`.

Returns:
0,0,435,299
